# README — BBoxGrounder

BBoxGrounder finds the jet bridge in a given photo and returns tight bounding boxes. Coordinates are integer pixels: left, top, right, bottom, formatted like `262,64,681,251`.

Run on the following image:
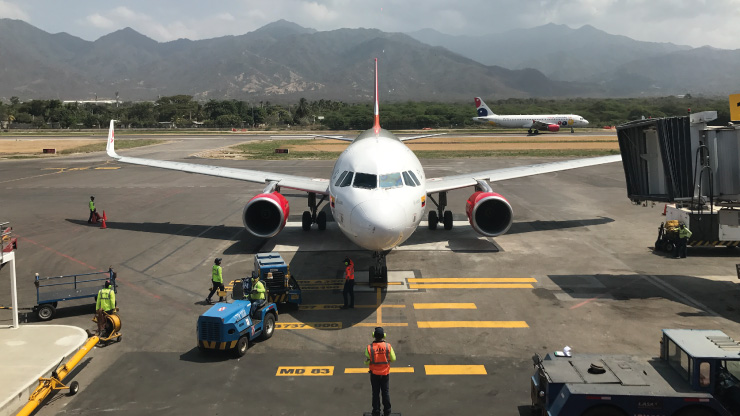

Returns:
617,111,740,246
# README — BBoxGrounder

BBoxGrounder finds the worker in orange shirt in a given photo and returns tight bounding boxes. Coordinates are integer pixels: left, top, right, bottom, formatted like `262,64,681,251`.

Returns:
365,326,396,416
340,257,354,309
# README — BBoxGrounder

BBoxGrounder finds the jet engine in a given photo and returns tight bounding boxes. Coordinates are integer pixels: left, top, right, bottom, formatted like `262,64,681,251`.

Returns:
546,124,560,132
465,191,513,237
243,192,290,238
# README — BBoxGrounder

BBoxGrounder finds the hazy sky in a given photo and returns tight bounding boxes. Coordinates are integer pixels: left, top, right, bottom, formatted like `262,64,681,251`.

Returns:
1,0,738,49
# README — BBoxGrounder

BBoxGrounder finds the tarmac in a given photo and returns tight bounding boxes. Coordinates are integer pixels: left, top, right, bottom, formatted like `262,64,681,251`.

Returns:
0,325,88,416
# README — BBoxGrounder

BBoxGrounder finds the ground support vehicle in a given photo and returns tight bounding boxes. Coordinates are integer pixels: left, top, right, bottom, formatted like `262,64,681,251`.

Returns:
197,299,278,357
531,329,740,416
251,252,302,307
33,268,116,321
654,205,740,252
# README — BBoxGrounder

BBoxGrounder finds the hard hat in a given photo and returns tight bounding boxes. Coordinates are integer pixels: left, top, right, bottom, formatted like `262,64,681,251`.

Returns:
373,327,385,339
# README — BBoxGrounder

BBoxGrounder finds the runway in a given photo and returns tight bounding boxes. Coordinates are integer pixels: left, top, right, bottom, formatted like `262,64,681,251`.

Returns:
2,135,740,415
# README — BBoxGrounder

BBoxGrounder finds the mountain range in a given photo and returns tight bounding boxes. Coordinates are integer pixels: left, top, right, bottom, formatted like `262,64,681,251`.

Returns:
0,18,738,102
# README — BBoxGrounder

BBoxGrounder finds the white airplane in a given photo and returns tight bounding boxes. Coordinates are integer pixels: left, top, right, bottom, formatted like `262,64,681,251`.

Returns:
473,97,589,134
106,59,620,279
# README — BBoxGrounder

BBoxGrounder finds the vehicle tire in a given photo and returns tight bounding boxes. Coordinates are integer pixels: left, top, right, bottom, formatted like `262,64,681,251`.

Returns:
443,210,453,230
68,381,80,396
664,241,675,253
36,304,56,321
116,334,122,342
581,405,627,416
234,336,248,358
261,313,276,340
428,210,438,230
317,211,327,230
302,211,312,231
671,406,719,416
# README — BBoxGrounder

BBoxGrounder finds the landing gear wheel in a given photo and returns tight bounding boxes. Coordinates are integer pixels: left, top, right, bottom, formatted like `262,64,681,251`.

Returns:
534,130,540,135
443,210,453,230
234,336,249,358
261,314,275,340
381,266,388,282
428,210,438,230
36,304,56,321
528,129,533,134
301,211,311,231
68,381,80,396
317,211,327,230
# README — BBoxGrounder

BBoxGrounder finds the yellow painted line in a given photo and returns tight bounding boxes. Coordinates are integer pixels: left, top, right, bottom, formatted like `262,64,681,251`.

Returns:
409,283,533,289
425,365,487,375
94,167,121,170
344,367,414,374
355,323,409,327
276,366,334,376
407,278,536,283
276,322,342,330
413,303,477,309
380,305,406,309
417,321,529,328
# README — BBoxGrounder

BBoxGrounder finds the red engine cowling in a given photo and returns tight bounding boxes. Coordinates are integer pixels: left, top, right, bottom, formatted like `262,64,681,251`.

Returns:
546,124,560,132
465,191,513,237
243,192,290,238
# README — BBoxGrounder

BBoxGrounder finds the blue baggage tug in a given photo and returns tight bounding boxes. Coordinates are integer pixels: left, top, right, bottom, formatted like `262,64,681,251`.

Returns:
197,298,278,357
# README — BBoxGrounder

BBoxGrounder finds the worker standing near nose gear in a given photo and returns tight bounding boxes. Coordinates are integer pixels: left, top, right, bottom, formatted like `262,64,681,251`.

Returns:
95,280,116,336
340,257,354,309
365,326,396,416
206,258,225,304
88,196,97,223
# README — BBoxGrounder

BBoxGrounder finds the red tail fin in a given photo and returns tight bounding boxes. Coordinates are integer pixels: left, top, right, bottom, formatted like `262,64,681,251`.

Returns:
373,58,380,134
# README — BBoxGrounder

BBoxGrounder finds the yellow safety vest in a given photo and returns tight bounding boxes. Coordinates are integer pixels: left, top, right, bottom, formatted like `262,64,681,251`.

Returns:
212,265,223,283
96,288,115,311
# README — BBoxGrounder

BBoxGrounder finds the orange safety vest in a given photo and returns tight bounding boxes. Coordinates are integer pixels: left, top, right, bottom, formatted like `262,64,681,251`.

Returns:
367,341,391,375
345,262,354,281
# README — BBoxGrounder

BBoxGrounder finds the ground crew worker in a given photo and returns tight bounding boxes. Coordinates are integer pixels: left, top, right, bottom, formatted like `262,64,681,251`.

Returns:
88,196,97,223
675,222,692,259
365,326,396,416
248,273,266,316
205,258,225,304
95,280,116,336
341,257,354,309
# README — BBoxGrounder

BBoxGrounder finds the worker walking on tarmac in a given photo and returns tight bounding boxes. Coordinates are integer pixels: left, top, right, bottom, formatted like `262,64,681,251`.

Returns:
365,326,396,416
95,280,116,336
205,258,225,304
88,196,97,223
674,222,692,259
340,257,354,309
248,273,266,317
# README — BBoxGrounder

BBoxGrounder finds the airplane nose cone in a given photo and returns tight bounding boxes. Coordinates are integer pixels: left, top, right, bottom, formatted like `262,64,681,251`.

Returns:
350,200,406,250
583,119,589,125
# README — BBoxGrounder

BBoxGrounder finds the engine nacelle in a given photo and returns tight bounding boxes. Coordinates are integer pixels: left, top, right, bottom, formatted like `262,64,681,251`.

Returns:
546,124,560,132
243,192,290,238
465,191,513,237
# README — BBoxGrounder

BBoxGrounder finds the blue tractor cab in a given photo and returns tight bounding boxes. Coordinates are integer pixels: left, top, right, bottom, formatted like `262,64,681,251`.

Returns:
197,298,278,358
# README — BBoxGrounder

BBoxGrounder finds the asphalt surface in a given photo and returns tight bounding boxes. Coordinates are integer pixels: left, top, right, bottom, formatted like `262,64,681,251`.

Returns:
2,134,740,415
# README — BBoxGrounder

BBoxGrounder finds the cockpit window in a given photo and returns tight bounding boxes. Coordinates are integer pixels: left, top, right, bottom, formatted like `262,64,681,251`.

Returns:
339,171,354,187
380,173,403,189
407,171,421,186
353,173,377,189
402,171,416,187
335,171,348,186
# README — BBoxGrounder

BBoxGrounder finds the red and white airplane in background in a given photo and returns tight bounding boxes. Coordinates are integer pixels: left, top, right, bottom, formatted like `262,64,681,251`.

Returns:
473,96,589,134
107,59,619,279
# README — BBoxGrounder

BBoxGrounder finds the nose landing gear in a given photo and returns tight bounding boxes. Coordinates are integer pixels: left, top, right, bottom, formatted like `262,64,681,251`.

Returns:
369,250,389,286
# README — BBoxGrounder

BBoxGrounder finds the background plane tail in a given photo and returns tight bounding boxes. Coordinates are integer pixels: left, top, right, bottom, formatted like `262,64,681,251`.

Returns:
474,97,496,117
106,120,119,158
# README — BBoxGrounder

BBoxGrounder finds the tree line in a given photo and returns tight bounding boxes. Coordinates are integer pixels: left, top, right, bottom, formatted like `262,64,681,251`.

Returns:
0,94,732,130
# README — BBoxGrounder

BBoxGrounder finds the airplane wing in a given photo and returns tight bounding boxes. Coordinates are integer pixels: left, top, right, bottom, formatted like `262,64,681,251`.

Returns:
106,121,330,195
425,155,621,194
399,133,446,142
312,134,354,142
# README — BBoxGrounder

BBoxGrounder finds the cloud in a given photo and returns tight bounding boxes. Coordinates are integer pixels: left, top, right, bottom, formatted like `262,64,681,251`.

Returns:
0,0,28,20
86,13,116,29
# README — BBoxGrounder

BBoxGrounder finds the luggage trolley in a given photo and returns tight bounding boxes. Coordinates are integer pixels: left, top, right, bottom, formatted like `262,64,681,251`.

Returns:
34,268,116,321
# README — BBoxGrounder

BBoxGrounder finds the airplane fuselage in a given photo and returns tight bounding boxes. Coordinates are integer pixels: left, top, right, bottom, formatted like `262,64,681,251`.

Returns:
329,128,426,251
474,114,588,129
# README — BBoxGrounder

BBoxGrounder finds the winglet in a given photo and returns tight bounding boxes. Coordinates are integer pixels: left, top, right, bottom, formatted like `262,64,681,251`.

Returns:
373,58,380,134
106,119,119,158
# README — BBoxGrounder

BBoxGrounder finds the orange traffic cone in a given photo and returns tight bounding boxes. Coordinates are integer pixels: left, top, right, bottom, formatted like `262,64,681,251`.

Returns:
102,211,107,221
662,204,667,216
100,217,107,229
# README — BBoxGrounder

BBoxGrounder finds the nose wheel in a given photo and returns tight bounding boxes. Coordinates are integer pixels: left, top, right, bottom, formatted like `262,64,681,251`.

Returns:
302,193,327,231
370,251,388,285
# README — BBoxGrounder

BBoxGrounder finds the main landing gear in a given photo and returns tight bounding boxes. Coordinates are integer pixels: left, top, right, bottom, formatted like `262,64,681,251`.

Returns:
302,192,327,231
527,128,540,135
427,191,453,231
369,250,389,283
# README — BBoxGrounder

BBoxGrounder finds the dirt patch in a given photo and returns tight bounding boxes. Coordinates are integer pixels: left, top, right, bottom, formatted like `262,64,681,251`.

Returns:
0,139,103,154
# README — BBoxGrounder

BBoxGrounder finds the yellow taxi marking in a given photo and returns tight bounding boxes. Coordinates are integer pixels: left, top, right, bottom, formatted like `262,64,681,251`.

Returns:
413,303,477,309
276,366,334,376
417,321,529,328
354,323,409,327
276,322,342,330
407,278,536,283
409,284,533,289
380,305,406,308
344,368,415,374
425,365,487,375
94,167,121,170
